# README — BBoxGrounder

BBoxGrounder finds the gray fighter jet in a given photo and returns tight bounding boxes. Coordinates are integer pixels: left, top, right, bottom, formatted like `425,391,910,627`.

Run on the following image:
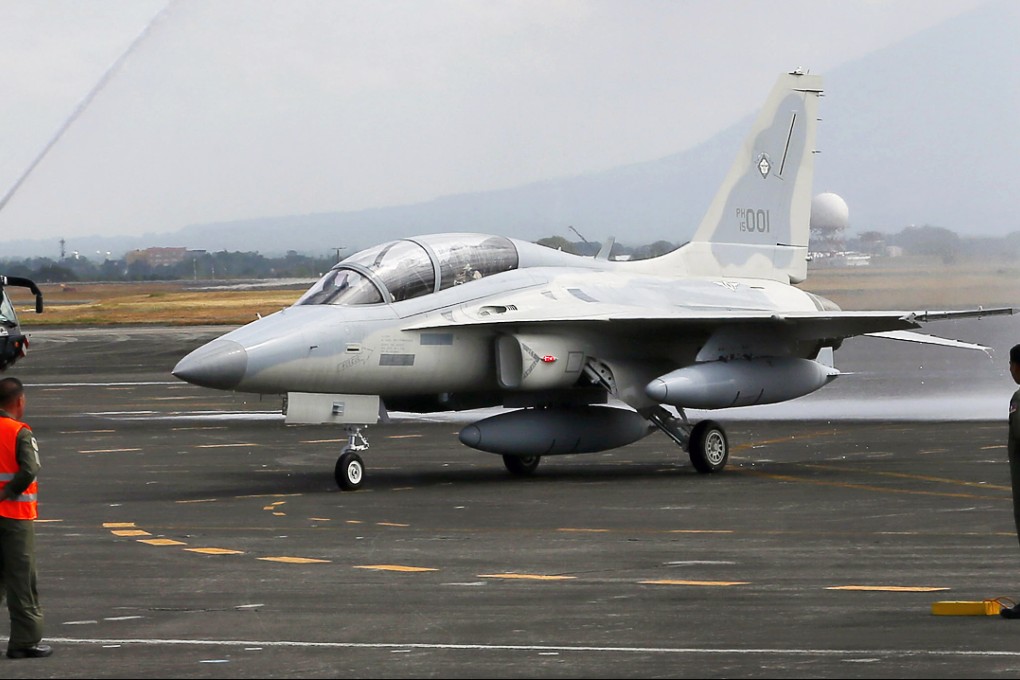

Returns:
0,275,43,371
173,71,1011,490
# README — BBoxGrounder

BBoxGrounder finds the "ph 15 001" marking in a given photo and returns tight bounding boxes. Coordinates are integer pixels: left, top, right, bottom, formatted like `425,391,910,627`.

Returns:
736,208,770,233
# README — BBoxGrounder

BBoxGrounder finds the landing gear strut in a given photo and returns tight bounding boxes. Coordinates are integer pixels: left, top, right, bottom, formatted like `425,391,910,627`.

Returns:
334,426,370,490
585,358,730,473
648,406,729,473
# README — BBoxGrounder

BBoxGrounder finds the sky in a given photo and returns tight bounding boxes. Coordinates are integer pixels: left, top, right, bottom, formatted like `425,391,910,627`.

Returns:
0,0,991,249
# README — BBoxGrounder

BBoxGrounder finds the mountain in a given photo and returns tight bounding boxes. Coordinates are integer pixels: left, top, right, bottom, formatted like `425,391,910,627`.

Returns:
814,0,1020,235
3,0,1017,259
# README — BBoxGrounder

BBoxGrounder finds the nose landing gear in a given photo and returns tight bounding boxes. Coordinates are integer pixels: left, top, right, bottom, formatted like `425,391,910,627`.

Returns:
334,426,370,490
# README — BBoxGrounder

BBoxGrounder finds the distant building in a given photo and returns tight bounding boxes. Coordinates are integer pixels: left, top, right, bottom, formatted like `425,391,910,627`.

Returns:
125,247,202,267
808,251,871,268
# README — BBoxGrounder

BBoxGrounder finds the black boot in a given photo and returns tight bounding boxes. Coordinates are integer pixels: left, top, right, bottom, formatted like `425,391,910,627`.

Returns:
1001,604,1020,619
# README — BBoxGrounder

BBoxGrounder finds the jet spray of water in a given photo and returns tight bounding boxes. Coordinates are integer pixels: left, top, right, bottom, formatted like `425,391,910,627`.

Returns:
0,1,179,216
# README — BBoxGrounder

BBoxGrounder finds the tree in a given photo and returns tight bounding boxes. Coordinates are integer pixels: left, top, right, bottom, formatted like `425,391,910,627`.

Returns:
891,225,961,263
32,262,77,283
631,240,679,260
536,236,579,254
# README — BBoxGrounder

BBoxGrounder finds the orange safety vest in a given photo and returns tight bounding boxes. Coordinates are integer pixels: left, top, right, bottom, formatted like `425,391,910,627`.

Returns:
0,416,37,520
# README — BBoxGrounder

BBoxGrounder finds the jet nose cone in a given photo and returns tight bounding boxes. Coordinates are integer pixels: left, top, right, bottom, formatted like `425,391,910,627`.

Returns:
172,340,248,390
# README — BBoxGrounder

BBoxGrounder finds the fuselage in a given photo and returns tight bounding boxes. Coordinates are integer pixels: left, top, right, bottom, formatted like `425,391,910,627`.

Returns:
173,234,832,413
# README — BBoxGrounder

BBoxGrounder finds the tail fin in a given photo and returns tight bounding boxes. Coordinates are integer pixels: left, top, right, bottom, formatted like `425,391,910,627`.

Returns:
660,71,823,283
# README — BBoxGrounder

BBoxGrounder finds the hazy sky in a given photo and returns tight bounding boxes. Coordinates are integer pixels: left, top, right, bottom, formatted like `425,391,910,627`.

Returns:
0,0,990,247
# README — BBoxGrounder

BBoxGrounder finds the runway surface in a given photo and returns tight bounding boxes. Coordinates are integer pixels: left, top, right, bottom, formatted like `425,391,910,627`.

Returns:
4,326,1020,678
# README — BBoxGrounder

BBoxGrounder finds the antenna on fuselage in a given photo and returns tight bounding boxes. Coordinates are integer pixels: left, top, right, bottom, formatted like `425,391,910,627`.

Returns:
568,225,589,244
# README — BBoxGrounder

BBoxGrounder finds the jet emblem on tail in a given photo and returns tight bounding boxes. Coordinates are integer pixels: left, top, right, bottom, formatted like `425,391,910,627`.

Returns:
173,70,1012,490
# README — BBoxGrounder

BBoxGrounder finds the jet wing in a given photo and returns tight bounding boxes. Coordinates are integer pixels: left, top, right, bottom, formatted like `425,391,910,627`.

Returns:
405,305,1014,348
863,330,995,353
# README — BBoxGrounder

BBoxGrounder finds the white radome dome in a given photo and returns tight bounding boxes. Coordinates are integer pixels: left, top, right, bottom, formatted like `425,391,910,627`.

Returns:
810,192,849,230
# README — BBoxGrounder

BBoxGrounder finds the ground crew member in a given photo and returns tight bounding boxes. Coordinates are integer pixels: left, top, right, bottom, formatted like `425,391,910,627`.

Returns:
0,377,51,657
1002,345,1020,619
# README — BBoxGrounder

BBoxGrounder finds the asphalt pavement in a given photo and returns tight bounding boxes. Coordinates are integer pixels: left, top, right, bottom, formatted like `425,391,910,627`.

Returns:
3,326,1020,679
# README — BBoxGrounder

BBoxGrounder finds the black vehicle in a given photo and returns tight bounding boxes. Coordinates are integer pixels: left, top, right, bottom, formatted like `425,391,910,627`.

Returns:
0,275,43,371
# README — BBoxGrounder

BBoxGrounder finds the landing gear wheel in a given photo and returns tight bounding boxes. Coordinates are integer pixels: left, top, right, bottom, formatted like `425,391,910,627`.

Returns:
502,454,541,476
335,450,365,490
689,420,728,473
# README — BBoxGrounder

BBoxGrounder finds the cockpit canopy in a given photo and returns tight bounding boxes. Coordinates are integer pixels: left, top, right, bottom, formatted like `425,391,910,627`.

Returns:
0,289,18,327
296,234,519,306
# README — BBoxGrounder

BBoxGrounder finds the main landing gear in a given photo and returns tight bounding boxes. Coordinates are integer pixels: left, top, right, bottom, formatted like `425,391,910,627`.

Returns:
334,425,370,490
502,454,541,477
584,358,729,473
648,406,729,473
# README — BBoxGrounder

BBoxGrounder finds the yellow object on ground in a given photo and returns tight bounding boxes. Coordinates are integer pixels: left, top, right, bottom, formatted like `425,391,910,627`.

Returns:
931,600,1005,616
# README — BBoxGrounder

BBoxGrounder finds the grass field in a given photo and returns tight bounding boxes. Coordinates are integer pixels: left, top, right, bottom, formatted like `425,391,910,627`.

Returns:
801,257,1020,310
9,281,308,327
5,256,1018,327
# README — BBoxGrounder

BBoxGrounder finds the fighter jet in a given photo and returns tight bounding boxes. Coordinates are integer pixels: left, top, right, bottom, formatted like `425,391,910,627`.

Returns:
0,275,43,371
173,70,1011,490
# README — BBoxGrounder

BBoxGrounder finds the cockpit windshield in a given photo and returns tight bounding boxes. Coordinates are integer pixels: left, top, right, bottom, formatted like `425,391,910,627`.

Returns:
294,268,384,306
0,291,17,326
296,234,519,306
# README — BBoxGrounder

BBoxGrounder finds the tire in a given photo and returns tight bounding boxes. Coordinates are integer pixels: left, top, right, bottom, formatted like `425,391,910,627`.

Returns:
502,454,541,476
689,420,728,473
335,450,365,490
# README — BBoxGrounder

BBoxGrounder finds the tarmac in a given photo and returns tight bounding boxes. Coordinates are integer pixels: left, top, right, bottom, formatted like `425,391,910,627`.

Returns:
3,326,1020,678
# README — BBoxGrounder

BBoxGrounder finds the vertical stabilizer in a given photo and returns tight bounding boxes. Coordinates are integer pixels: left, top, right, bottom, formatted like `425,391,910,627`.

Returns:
655,71,823,283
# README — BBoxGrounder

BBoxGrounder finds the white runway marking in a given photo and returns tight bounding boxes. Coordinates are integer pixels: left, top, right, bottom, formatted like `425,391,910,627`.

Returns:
35,382,180,387
43,638,1020,658
90,411,282,421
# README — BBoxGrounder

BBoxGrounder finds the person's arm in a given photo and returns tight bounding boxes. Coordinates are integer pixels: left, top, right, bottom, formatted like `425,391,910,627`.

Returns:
0,427,39,499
